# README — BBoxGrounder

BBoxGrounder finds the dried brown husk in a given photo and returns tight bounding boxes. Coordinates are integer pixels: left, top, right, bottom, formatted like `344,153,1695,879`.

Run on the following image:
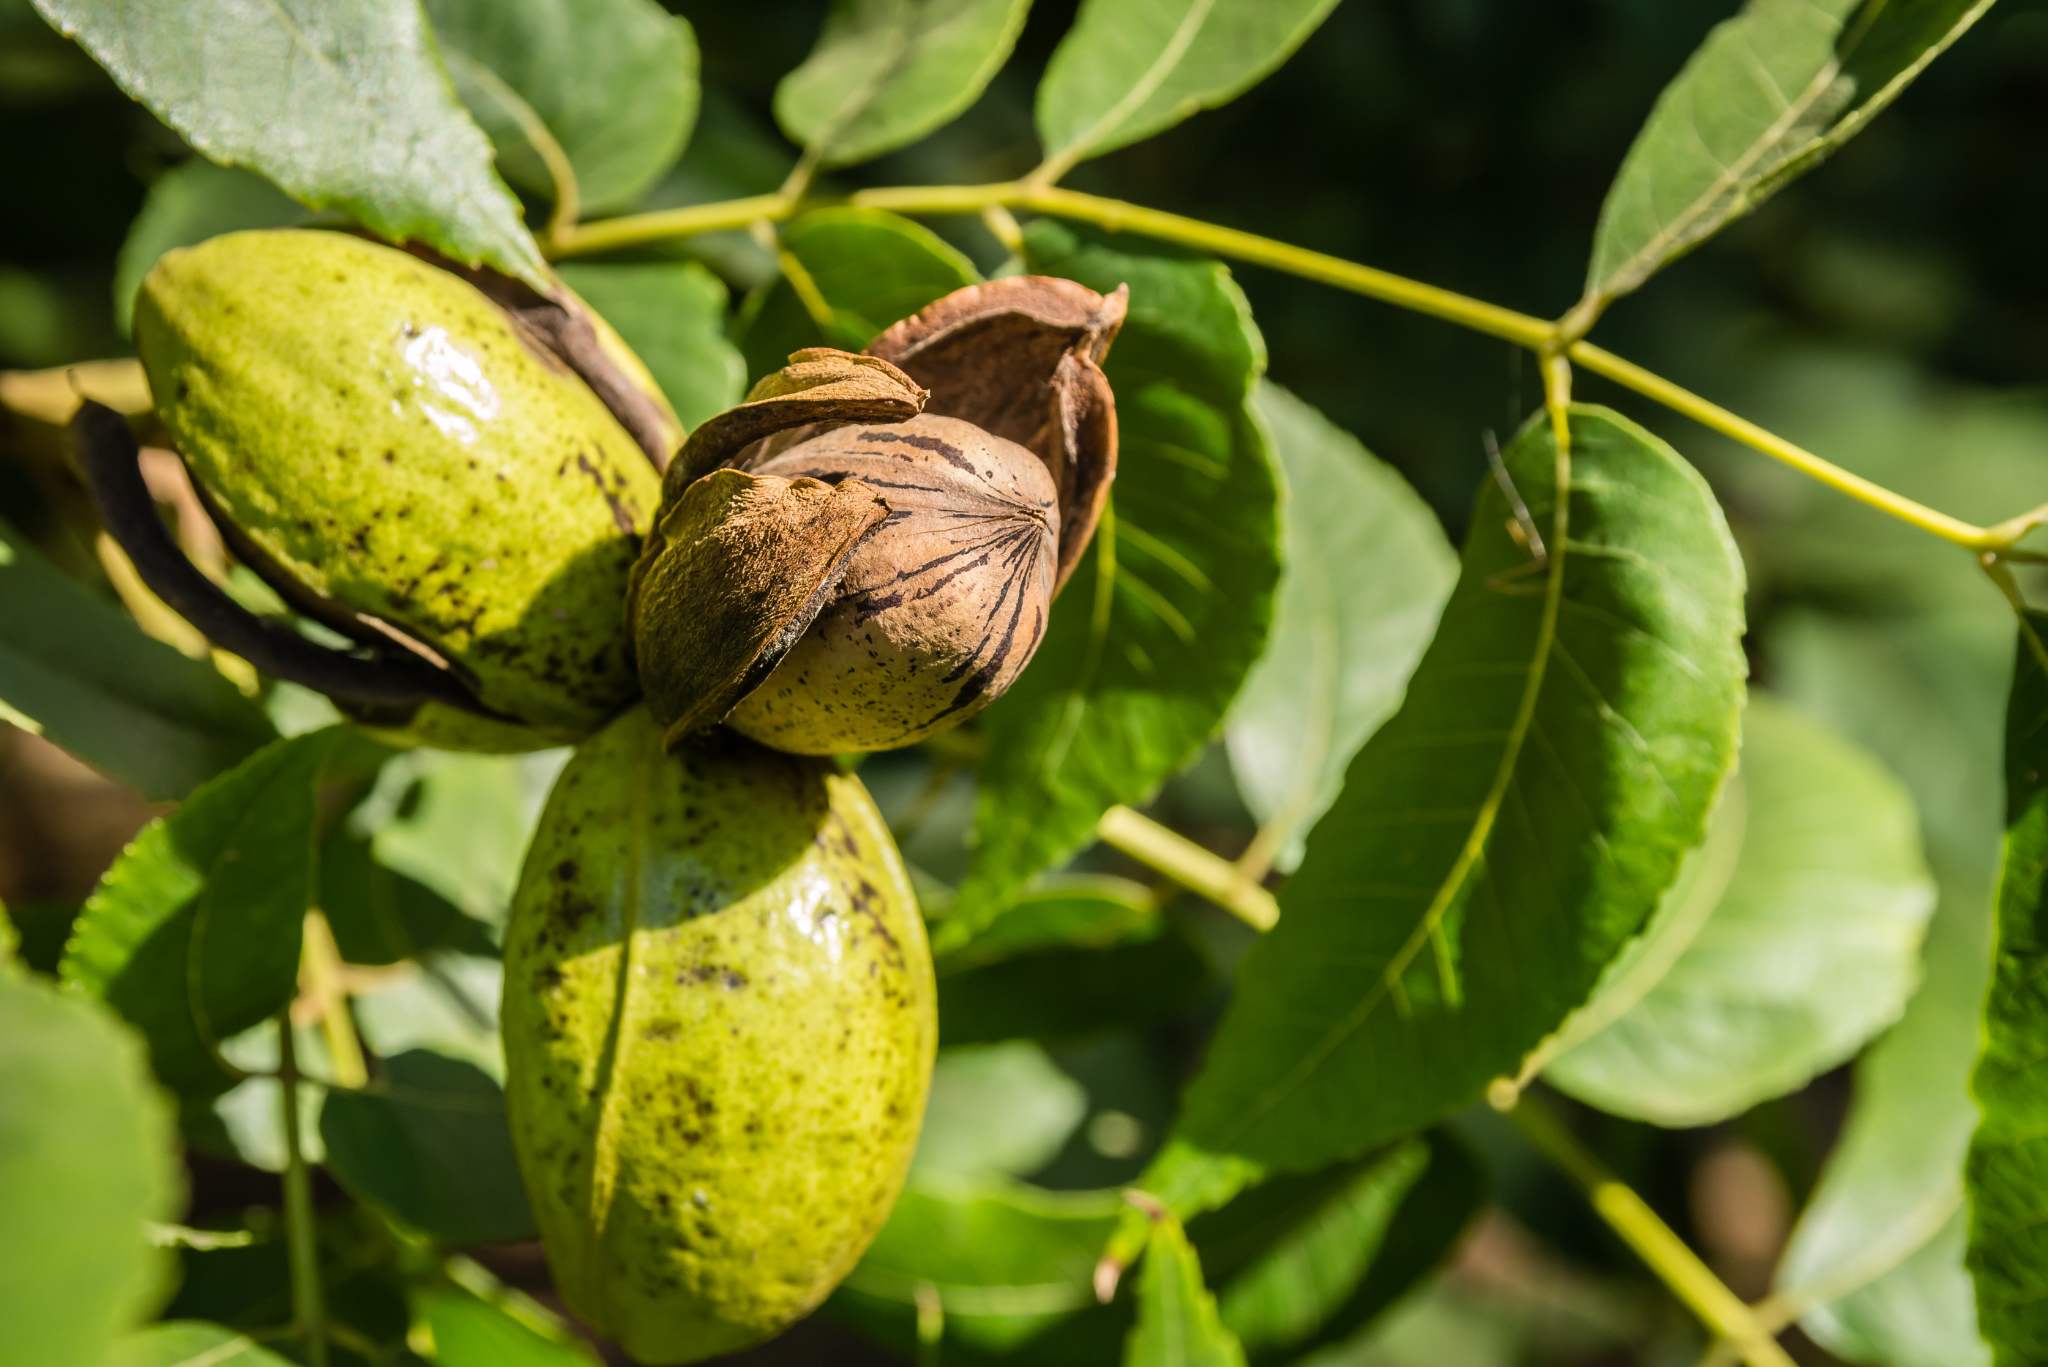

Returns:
630,277,1127,754
723,414,1059,753
866,276,1125,593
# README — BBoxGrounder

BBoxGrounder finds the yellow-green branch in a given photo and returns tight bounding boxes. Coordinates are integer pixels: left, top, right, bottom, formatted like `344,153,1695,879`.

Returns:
546,182,2032,557
1507,1092,1797,1367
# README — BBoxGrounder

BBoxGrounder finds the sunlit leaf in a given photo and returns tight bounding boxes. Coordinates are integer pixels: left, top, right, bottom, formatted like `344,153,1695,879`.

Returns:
425,0,697,216
1540,696,1935,1126
1966,612,2048,1366
33,0,546,284
63,729,342,1095
1227,382,1455,874
0,976,179,1367
1035,0,1341,172
775,0,1031,168
1131,406,1746,1227
1579,0,1996,314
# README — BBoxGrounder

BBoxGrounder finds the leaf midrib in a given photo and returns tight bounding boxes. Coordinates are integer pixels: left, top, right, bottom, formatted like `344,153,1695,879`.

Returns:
1046,0,1216,163
1212,428,1573,1147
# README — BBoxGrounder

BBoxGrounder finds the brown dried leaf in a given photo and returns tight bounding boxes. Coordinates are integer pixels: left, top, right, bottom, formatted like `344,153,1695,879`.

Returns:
866,276,1126,593
628,469,891,748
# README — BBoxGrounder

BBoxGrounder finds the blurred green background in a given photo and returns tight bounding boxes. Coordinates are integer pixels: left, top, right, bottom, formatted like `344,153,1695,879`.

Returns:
4,1,2045,1363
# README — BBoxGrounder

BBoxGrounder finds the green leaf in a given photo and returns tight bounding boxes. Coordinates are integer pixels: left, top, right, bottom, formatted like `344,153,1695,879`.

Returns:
949,222,1281,937
424,0,698,216
319,832,497,967
113,159,303,333
1769,608,2004,1367
1035,0,1342,173
0,900,16,967
774,0,1031,169
1966,614,2048,1365
1193,1138,1462,1356
319,1048,535,1245
62,729,342,1095
1537,695,1935,1126
935,875,1162,971
353,952,505,1078
557,260,745,430
914,1041,1090,1178
1227,382,1456,874
938,926,1215,1047
106,1322,295,1367
0,976,180,1367
736,206,979,384
413,1286,596,1364
33,0,544,284
1134,405,1746,1225
1579,0,1996,314
352,748,565,926
1125,1210,1247,1367
0,519,275,801
838,1177,1125,1351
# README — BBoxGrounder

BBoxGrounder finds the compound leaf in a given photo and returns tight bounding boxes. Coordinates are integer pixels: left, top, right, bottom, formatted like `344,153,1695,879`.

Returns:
1130,406,1746,1228
1581,0,1996,315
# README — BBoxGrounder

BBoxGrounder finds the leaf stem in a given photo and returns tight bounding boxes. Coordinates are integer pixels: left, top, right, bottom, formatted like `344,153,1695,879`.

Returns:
1566,342,1996,550
1097,805,1279,931
299,910,367,1090
277,1018,330,1367
545,183,2034,553
1505,1092,1794,1367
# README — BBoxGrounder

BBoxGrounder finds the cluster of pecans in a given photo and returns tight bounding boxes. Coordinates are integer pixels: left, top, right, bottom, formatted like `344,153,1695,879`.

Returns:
79,228,1127,1364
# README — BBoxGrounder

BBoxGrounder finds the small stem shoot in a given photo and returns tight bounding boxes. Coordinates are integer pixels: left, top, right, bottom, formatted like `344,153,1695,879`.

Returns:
278,1019,330,1367
1097,805,1279,931
1505,1092,1794,1367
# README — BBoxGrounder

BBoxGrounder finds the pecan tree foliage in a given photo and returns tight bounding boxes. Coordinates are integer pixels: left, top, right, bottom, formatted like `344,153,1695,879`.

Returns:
1,2,2042,1366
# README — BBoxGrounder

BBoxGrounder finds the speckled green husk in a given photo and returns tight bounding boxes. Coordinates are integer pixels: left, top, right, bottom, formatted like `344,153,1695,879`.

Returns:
135,229,660,737
502,708,935,1363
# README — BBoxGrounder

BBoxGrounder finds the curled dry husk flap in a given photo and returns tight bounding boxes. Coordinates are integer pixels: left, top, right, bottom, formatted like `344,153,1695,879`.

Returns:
629,279,1126,752
866,276,1126,594
628,350,926,748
